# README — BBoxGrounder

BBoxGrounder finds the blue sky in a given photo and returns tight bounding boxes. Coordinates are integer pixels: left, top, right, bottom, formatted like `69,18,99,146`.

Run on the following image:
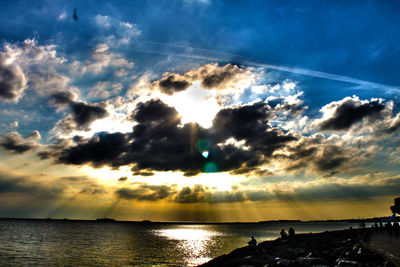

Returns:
0,0,399,221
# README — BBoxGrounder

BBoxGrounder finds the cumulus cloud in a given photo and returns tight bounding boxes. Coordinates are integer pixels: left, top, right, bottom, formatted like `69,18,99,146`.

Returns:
155,74,191,95
317,96,385,131
43,99,295,176
0,55,27,101
49,91,77,105
151,63,258,100
2,39,69,97
71,102,109,129
0,131,41,153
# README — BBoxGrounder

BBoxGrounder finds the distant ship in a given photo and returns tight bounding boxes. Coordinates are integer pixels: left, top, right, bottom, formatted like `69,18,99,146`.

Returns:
96,218,116,222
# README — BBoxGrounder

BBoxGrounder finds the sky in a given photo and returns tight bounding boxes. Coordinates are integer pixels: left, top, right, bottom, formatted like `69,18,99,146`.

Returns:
0,0,400,221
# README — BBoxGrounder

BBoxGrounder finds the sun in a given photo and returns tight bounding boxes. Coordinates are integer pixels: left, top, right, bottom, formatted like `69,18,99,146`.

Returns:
160,82,220,128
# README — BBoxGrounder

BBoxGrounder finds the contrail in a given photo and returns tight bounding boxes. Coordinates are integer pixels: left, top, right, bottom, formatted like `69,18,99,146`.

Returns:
131,41,400,93
241,61,400,93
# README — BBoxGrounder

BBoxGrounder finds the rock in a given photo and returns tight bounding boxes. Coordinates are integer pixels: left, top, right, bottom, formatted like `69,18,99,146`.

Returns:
295,256,330,266
336,260,361,267
274,257,295,266
272,247,306,259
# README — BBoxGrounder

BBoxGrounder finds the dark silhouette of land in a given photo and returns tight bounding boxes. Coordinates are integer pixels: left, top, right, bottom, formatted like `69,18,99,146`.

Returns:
200,228,400,266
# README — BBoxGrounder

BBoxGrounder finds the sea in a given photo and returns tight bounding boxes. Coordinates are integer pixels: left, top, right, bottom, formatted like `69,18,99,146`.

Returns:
0,219,367,266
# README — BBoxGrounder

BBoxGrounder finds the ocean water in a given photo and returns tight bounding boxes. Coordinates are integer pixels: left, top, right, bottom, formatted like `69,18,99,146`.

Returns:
0,219,365,266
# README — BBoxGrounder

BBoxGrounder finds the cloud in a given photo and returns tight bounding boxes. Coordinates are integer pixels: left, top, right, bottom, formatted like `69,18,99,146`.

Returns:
116,184,174,201
173,184,247,203
132,99,180,123
213,102,296,158
271,175,400,202
58,176,107,195
383,112,400,134
0,131,40,153
70,102,109,130
0,171,63,199
2,39,69,97
87,82,123,99
45,99,295,176
318,96,385,131
114,183,273,203
57,132,128,167
0,54,27,101
272,133,369,175
26,130,41,140
94,15,141,44
151,63,257,99
197,63,252,90
49,91,77,105
156,74,191,95
71,44,134,76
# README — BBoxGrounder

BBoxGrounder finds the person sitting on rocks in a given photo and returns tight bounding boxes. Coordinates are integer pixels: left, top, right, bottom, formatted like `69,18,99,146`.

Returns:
393,222,399,237
288,227,295,238
280,229,288,239
374,222,379,233
385,222,393,236
248,236,257,247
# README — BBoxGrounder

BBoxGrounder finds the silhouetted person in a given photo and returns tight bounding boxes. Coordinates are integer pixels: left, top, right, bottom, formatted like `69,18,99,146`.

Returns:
393,222,399,237
280,229,287,239
374,223,379,233
288,227,295,238
73,8,78,21
379,222,384,231
248,236,257,247
385,222,393,236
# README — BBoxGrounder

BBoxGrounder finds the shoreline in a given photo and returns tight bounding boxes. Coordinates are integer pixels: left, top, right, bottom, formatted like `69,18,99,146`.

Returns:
199,228,400,267
0,217,397,224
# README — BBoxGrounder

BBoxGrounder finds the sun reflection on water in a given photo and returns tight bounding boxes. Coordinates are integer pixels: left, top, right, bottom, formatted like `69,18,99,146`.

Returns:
154,225,222,266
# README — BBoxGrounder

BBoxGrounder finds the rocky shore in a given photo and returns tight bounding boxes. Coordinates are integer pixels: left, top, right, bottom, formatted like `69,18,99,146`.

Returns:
200,229,398,266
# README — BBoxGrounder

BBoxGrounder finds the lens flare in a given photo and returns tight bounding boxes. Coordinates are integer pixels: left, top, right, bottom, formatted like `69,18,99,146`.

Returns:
203,162,218,173
201,151,209,158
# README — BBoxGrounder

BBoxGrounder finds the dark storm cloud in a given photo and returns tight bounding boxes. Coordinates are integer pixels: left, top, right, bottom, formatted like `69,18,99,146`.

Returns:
213,102,296,157
38,138,72,160
48,99,296,175
70,102,109,129
0,56,26,101
157,75,191,95
132,99,180,123
49,91,77,105
58,132,129,167
116,185,174,201
319,99,385,131
0,131,40,153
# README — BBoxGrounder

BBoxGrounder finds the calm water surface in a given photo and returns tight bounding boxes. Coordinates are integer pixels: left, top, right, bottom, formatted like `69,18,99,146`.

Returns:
0,219,364,266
